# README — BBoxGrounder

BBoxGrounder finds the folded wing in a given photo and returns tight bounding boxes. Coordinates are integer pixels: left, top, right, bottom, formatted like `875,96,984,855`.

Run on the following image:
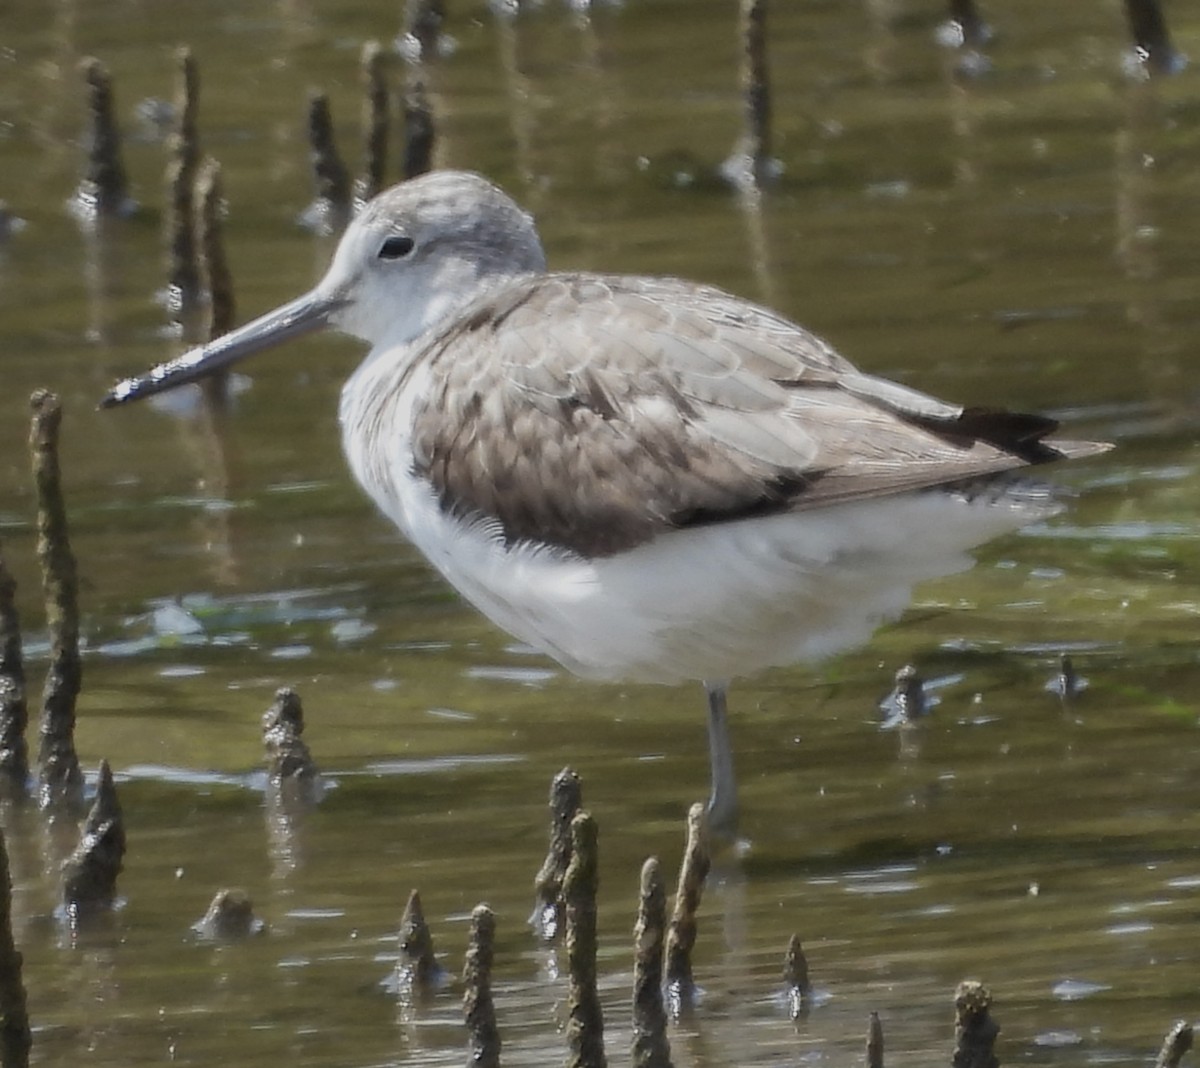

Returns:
409,274,1107,557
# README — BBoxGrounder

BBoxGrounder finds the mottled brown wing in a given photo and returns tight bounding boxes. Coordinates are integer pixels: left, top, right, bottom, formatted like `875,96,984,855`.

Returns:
409,274,1096,557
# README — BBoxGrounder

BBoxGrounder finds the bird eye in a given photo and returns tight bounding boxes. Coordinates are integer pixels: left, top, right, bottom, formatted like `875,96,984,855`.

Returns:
378,235,415,260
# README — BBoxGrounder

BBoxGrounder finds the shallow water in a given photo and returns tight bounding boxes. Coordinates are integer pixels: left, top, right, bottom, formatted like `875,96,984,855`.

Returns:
3,1,1200,1064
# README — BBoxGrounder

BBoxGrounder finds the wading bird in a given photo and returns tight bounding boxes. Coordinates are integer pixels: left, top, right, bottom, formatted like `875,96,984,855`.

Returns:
103,171,1108,836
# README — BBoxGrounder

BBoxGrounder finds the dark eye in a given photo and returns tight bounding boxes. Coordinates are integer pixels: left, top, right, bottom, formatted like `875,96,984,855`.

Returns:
378,235,415,260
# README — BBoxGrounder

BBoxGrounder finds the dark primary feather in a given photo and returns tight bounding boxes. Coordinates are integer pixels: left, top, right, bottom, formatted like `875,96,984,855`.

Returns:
407,274,1107,557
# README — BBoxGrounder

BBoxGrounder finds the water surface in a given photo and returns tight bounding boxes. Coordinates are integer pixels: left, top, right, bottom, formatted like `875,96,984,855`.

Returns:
2,1,1200,1064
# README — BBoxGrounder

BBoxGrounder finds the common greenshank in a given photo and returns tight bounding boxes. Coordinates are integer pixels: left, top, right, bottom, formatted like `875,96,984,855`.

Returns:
102,170,1109,836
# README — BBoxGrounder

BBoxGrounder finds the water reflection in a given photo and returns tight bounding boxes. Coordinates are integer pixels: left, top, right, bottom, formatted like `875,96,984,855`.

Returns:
168,395,244,589
3,0,1200,1065
493,7,539,193
862,0,902,85
1114,78,1193,438
79,218,124,346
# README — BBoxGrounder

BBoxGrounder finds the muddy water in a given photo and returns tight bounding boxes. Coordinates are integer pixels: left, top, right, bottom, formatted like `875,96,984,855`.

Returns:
2,1,1200,1065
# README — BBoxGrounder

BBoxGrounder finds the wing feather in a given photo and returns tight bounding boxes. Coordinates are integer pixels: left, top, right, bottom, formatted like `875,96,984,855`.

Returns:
408,273,1105,557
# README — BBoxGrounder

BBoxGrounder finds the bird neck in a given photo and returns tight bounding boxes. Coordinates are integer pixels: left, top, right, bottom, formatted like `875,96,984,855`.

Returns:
351,258,539,362
338,263,537,448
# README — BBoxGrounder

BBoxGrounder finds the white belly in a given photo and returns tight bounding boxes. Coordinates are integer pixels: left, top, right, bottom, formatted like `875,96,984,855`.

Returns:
342,364,1057,685
398,482,1050,684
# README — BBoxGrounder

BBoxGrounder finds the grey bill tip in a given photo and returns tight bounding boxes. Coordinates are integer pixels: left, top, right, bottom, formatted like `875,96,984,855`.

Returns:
99,376,146,408
100,359,197,408
99,288,342,409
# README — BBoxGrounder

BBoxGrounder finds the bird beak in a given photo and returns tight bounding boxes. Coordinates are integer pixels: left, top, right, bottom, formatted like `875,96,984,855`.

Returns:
99,287,346,408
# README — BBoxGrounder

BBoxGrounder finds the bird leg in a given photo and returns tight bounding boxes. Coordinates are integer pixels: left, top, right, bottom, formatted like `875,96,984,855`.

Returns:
703,680,739,838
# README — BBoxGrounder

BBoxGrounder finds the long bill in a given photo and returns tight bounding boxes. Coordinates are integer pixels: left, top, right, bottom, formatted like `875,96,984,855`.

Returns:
99,288,344,408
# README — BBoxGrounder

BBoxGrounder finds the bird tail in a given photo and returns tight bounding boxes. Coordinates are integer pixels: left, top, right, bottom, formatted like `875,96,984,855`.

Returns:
1043,439,1114,462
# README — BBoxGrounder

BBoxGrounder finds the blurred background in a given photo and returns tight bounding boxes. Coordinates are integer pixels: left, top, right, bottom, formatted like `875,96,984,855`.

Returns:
2,1,1200,1064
